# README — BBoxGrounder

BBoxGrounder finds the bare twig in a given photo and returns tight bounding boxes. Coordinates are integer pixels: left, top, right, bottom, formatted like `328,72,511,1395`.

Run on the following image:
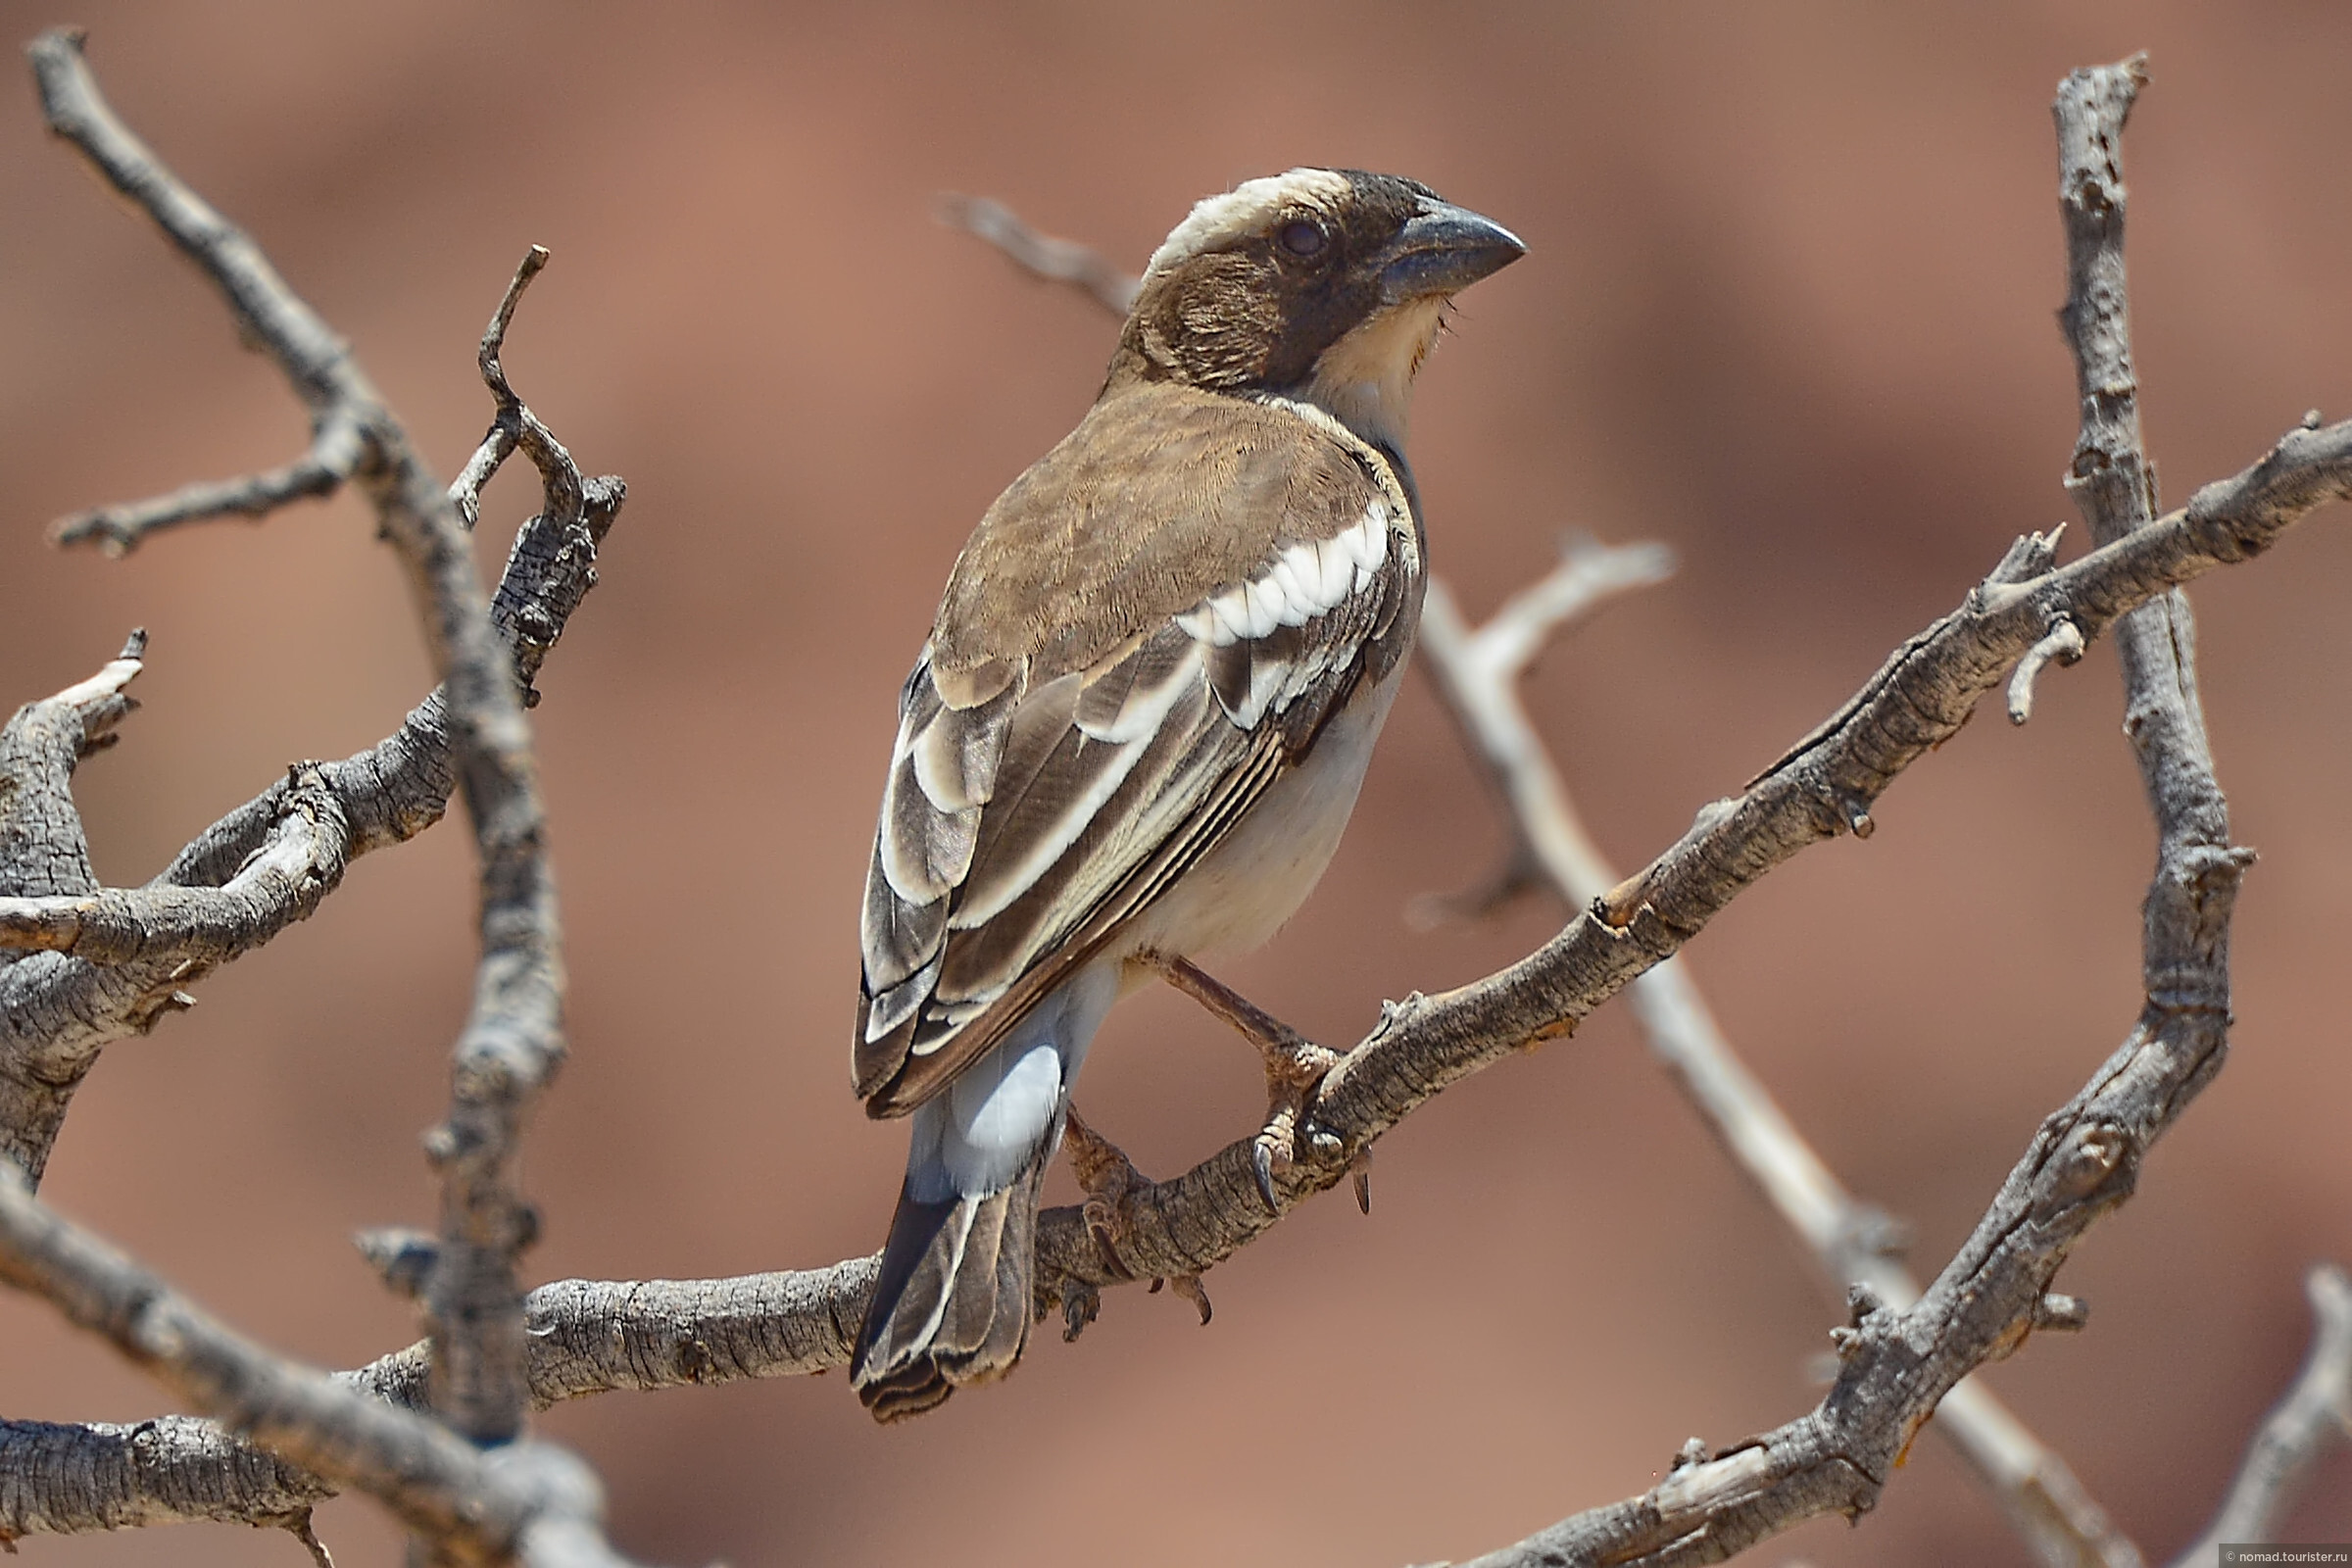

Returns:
0,472,617,1187
410,249,585,1447
0,781,347,962
0,631,145,903
287,1509,335,1568
353,1261,882,1410
937,193,1140,317
1414,49,2271,1568
2171,1264,2352,1564
49,411,367,554
1415,535,1674,925
1420,550,2143,1568
22,26,603,1555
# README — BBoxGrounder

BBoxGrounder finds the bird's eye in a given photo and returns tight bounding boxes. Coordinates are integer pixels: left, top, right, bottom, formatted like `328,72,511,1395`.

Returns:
1277,219,1328,258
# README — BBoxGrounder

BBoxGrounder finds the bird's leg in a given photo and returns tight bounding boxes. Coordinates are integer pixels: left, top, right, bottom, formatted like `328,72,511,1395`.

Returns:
1143,953,1349,1212
1060,1106,1210,1334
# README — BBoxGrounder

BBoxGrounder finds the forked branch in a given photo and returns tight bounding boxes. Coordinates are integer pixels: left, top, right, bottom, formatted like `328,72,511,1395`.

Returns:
3,27,631,1561
1418,545,2141,1568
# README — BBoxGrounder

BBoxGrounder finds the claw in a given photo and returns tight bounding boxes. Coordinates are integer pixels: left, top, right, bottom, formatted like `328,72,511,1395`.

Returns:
1165,1273,1211,1325
1060,1280,1102,1343
1350,1145,1373,1215
1251,1139,1279,1212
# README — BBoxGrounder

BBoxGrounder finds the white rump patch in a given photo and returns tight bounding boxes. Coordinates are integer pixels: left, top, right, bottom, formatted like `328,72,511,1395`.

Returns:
1145,168,1353,279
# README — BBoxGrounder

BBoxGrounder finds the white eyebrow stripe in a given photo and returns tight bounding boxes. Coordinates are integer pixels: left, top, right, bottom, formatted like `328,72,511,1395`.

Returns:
1144,168,1354,277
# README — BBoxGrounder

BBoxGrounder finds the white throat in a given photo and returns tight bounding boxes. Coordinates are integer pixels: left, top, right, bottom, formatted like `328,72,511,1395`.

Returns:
1298,296,1446,451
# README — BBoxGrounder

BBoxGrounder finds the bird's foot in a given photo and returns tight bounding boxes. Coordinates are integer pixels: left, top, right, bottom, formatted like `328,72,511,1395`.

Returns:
1062,1105,1149,1253
1144,953,1350,1212
1059,1107,1211,1335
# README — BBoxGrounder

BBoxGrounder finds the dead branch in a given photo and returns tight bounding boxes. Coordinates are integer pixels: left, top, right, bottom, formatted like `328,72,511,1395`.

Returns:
0,27,631,1559
2006,616,2085,723
33,25,565,1450
0,1255,878,1541
0,1414,332,1537
0,465,617,1186
1419,546,2140,1568
1421,49,2263,1568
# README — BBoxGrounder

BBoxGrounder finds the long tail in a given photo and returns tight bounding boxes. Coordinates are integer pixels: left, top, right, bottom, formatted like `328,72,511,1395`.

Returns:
851,1134,1051,1421
852,971,1115,1420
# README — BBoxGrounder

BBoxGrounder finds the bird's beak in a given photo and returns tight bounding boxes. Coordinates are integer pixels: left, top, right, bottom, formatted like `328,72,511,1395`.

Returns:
1379,200,1527,305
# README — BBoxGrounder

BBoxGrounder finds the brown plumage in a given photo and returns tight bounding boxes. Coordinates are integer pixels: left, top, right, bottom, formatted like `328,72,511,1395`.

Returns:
848,169,1524,1420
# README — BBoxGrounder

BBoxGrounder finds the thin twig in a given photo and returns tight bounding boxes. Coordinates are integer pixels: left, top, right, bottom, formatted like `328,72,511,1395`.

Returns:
936,193,1140,317
0,1256,878,1541
1414,535,1673,926
286,1509,335,1568
49,410,367,554
0,473,618,1188
2171,1264,2352,1563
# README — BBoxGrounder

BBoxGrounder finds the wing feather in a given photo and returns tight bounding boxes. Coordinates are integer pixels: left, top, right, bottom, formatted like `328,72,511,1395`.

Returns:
854,381,1419,1111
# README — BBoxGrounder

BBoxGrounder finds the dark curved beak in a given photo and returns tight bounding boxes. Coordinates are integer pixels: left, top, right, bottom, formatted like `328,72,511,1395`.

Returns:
1380,200,1527,305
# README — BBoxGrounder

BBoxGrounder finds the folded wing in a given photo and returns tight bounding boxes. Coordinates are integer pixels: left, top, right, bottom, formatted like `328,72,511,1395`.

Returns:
854,386,1416,1114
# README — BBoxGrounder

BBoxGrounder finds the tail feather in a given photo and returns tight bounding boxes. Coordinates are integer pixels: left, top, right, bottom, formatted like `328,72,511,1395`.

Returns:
852,1144,1048,1421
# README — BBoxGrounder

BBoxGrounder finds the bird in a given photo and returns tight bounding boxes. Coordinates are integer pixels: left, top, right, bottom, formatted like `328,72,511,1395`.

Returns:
848,168,1524,1421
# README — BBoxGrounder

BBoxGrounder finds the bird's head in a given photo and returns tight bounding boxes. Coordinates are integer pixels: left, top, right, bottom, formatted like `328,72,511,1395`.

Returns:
1116,168,1525,449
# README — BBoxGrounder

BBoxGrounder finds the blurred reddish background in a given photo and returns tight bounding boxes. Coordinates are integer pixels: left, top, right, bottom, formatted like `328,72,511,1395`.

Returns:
2,3,2348,1564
